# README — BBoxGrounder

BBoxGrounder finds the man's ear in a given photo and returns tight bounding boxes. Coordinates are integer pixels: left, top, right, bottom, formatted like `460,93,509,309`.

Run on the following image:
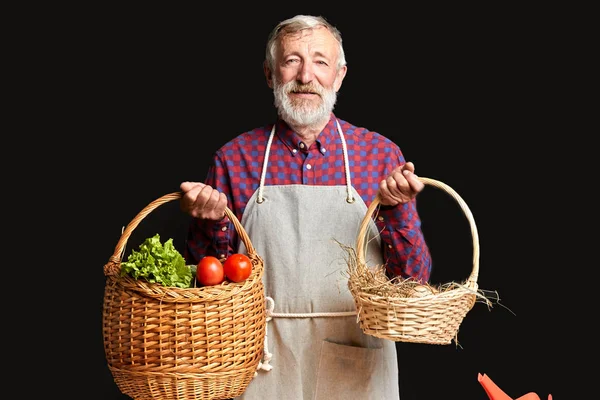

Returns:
334,65,348,92
264,61,274,88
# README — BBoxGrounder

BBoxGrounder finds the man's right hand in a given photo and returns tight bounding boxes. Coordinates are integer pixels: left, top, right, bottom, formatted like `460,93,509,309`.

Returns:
180,182,228,220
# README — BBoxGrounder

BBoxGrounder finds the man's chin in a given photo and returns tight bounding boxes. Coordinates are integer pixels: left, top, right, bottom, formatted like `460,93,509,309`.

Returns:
284,112,331,127
289,97,320,109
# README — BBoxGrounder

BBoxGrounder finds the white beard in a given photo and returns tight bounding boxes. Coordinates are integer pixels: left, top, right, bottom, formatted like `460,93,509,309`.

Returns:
272,77,338,127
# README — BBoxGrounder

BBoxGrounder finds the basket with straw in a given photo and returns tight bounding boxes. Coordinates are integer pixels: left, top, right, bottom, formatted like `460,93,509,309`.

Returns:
347,177,484,345
102,192,266,400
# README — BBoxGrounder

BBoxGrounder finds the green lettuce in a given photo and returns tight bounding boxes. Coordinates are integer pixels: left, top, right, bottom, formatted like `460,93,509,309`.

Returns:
120,234,192,288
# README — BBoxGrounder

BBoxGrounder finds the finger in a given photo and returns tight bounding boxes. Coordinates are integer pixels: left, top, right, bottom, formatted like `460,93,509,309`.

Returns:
202,187,222,214
194,185,216,211
402,162,415,174
378,180,392,205
216,192,228,218
385,174,399,192
389,169,411,194
180,182,205,214
203,191,228,220
197,187,229,220
379,179,390,198
379,180,401,206
180,181,205,193
403,169,424,193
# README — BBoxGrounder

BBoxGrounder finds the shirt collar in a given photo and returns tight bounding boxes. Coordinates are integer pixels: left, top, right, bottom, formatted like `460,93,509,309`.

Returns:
275,113,339,156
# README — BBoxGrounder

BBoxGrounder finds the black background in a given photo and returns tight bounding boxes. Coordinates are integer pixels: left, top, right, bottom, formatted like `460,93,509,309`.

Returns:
46,4,580,400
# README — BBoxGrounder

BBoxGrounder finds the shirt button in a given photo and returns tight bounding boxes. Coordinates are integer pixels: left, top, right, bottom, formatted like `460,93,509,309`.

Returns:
299,142,305,149
292,149,298,154
388,244,393,249
378,216,384,221
306,164,312,170
321,147,326,153
221,226,227,231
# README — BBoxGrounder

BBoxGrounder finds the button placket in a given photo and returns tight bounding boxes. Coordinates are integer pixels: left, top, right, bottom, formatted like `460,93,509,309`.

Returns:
302,148,315,184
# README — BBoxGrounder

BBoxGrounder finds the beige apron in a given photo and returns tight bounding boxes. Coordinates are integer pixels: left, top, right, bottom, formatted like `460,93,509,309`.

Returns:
237,121,399,399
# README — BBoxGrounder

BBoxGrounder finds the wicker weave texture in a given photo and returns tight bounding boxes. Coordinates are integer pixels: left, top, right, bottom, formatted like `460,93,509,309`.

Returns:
349,177,479,345
103,192,266,399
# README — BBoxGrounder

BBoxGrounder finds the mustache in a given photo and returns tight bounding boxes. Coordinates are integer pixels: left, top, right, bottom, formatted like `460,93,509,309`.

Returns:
286,82,323,96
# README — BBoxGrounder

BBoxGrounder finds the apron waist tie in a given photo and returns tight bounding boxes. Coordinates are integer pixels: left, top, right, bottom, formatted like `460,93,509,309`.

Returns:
255,296,357,374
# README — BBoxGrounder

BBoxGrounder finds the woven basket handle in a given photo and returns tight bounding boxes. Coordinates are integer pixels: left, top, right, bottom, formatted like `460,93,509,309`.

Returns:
103,192,255,276
356,177,480,285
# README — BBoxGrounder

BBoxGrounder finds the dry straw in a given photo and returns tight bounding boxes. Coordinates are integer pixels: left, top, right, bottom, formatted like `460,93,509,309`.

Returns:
347,177,492,345
103,192,266,400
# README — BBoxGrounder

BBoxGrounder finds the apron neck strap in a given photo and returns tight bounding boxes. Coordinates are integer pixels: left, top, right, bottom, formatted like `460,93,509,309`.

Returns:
257,120,354,204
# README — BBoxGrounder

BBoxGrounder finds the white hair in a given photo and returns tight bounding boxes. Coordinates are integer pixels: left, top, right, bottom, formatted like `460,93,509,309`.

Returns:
265,15,347,73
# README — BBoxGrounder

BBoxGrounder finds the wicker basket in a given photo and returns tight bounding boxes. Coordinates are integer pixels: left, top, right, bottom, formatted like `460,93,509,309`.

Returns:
348,177,479,345
102,192,266,400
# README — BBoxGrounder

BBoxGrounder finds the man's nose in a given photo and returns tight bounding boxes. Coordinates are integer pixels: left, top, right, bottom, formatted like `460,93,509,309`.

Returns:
296,62,315,84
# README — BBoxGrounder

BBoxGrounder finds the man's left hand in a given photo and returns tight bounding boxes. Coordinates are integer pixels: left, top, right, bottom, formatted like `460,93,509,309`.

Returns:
378,162,424,206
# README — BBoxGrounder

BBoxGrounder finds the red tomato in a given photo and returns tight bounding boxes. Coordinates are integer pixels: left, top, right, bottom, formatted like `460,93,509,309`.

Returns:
223,253,253,283
196,256,225,286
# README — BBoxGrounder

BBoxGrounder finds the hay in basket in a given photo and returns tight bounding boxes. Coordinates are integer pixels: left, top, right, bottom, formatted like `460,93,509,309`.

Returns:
102,192,266,400
346,177,492,345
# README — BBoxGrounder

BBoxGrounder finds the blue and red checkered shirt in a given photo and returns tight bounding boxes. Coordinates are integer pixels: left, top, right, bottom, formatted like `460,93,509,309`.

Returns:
184,114,432,282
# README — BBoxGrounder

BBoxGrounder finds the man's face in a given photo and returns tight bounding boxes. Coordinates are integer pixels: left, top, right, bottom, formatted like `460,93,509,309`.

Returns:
270,26,347,126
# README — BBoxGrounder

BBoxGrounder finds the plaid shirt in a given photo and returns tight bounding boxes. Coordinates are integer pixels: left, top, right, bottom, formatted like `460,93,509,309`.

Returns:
184,114,432,282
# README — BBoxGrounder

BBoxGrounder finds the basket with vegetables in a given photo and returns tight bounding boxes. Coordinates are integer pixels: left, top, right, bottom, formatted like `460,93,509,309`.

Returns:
102,192,266,400
346,177,492,345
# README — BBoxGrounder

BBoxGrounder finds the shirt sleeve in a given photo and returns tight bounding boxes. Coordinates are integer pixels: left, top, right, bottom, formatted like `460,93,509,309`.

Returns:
372,142,432,283
183,153,238,265
375,200,432,283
